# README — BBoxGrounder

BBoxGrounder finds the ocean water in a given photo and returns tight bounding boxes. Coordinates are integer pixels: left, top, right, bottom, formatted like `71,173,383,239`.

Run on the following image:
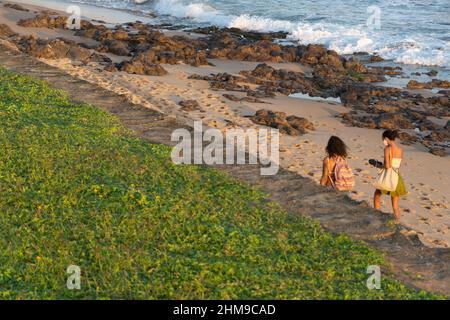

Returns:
24,0,450,69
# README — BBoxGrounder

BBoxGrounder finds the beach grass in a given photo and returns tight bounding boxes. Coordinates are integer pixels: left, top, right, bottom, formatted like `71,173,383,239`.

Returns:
0,67,442,299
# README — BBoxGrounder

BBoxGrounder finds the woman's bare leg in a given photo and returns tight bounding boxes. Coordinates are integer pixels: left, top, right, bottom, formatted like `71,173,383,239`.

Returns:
374,190,382,210
391,196,401,220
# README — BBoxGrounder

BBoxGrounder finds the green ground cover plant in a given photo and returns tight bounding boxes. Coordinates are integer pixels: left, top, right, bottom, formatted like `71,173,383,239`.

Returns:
0,67,442,299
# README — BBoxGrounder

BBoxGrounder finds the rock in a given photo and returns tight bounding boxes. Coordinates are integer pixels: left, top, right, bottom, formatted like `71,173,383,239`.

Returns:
397,131,418,145
317,51,344,70
116,59,167,76
74,24,108,39
189,73,247,92
104,63,118,72
178,100,200,111
418,120,443,132
430,79,450,89
250,109,312,136
75,23,209,66
247,89,275,99
301,44,327,65
340,84,402,107
206,30,303,63
371,102,400,114
18,37,108,64
286,115,315,133
407,79,450,90
424,70,438,77
99,40,130,56
370,55,384,62
215,40,286,62
428,96,449,107
240,64,316,96
190,26,288,42
407,80,432,90
223,93,242,102
344,59,368,73
376,113,414,130
223,93,268,103
247,63,275,79
429,147,447,157
18,14,68,29
445,120,450,130
340,112,377,129
241,96,267,104
384,68,402,76
250,109,292,133
4,3,29,11
112,27,129,41
0,23,16,38
424,130,450,143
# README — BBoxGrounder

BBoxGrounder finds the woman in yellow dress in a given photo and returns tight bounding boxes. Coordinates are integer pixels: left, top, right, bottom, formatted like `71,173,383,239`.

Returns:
373,130,407,220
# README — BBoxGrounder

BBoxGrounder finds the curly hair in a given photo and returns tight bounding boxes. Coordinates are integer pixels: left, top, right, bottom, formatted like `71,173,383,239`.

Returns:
326,136,348,158
382,129,398,140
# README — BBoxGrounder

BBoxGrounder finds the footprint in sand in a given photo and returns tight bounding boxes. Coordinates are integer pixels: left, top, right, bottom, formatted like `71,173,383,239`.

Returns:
432,239,448,247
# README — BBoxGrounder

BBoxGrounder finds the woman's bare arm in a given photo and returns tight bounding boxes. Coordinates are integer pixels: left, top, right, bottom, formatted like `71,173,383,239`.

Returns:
384,147,391,169
320,157,330,186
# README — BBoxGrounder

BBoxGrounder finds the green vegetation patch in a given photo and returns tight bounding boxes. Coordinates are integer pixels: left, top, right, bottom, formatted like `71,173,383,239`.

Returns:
0,67,441,299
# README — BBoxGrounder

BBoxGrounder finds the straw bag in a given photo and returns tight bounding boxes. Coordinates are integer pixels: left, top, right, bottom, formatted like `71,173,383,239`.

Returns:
373,147,399,192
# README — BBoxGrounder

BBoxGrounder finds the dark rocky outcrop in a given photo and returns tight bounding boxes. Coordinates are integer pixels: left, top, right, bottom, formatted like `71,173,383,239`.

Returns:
428,147,448,157
286,115,315,132
18,14,93,30
17,36,110,64
4,3,29,12
240,63,318,96
340,84,403,107
97,39,131,56
116,59,167,76
76,23,209,66
250,109,314,135
376,113,415,130
445,120,450,130
189,73,248,92
0,23,16,38
223,93,268,104
407,79,450,90
397,131,418,145
178,100,201,111
189,26,288,42
407,80,432,90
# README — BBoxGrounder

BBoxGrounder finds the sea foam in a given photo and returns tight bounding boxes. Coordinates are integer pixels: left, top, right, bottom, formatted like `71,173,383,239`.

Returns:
68,0,450,68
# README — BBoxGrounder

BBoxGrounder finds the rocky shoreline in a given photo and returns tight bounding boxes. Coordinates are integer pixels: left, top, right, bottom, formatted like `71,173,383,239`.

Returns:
1,4,448,156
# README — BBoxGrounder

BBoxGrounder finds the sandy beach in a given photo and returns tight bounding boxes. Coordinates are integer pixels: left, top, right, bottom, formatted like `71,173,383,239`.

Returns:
0,0,449,249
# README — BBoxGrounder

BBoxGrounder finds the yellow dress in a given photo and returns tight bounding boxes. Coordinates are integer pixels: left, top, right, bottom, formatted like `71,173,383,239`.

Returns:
381,158,407,197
